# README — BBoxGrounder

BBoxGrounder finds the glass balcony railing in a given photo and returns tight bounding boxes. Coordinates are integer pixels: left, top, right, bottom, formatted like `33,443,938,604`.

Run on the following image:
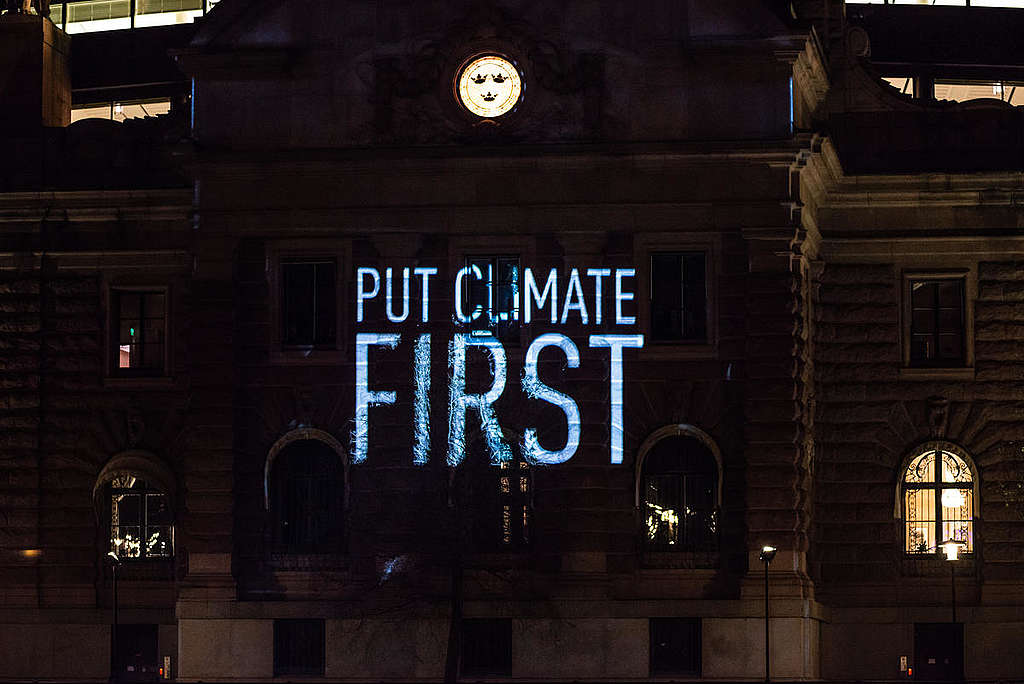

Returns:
48,0,219,33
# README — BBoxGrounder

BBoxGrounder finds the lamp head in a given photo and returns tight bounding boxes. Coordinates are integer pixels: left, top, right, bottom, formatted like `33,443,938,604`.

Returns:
759,545,778,564
106,551,121,565
940,539,964,562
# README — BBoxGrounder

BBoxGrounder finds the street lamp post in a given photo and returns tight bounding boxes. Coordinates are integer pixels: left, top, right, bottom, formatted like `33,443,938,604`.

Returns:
940,539,964,624
107,550,121,684
759,545,778,684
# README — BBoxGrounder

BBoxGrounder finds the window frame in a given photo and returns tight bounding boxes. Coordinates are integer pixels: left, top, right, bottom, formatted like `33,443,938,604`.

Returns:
900,269,975,379
108,477,174,562
267,438,346,555
897,442,979,557
462,253,523,345
649,617,702,678
273,619,325,677
107,285,170,379
635,234,720,360
649,251,710,344
636,425,723,560
267,241,349,365
460,618,513,678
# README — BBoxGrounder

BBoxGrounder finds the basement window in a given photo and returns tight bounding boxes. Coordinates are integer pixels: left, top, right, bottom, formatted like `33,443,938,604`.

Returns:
273,619,324,677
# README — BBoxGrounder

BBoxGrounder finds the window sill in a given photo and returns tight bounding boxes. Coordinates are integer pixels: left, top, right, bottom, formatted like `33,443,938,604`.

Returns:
267,553,347,571
640,342,717,361
104,375,178,389
899,367,975,381
641,551,720,570
270,350,346,365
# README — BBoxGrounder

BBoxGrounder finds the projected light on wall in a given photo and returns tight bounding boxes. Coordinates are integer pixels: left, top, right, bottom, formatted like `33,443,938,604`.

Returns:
353,265,644,466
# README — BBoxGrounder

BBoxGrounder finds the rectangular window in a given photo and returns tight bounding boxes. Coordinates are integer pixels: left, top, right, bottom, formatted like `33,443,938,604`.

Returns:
72,99,172,124
113,290,167,376
273,619,324,677
282,260,337,348
909,278,965,367
465,255,520,342
110,477,172,560
461,619,512,678
649,618,701,677
650,253,707,342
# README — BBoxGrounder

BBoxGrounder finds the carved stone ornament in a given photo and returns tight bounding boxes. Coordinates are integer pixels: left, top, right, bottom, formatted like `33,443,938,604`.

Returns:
926,396,949,439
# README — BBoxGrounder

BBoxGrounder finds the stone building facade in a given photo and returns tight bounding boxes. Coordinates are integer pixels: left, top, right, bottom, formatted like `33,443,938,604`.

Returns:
0,0,1022,681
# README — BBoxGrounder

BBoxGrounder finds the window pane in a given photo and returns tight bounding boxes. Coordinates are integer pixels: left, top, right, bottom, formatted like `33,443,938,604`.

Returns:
904,451,935,483
113,526,142,558
146,494,172,525
908,278,964,366
114,493,142,526
645,476,681,547
651,254,683,340
283,263,316,346
314,262,337,346
652,253,706,342
467,256,520,341
905,489,935,554
940,450,973,483
145,526,173,557
911,308,935,334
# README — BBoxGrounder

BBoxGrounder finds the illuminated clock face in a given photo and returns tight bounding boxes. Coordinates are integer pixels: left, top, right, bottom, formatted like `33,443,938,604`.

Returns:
457,55,523,118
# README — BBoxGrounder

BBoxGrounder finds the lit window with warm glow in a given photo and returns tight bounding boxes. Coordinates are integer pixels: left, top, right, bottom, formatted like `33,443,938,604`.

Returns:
110,475,173,559
934,80,1024,105
71,99,172,123
642,435,719,551
902,446,975,555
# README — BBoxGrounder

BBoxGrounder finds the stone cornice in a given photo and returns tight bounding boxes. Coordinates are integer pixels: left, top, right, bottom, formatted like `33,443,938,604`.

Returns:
0,189,192,224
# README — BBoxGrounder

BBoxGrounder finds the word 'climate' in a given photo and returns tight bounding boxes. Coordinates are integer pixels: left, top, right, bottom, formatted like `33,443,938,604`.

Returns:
353,265,646,467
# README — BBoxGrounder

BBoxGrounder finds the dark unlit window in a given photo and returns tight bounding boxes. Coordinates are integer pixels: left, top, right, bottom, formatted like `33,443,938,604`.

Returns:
650,618,701,677
270,440,343,552
114,290,166,375
273,619,324,677
910,279,964,367
282,261,337,348
110,476,172,559
466,255,520,342
651,253,707,342
461,618,512,677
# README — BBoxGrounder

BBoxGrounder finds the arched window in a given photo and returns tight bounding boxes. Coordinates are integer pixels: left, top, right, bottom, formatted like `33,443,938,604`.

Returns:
93,451,176,561
639,427,721,551
902,444,976,555
268,439,344,552
110,476,173,559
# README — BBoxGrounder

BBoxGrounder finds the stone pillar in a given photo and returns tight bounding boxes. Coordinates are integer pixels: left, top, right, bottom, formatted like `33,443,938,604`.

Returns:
0,13,70,129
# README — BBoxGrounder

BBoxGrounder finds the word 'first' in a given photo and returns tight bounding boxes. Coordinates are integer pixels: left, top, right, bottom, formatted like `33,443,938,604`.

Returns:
354,332,644,467
355,267,638,326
